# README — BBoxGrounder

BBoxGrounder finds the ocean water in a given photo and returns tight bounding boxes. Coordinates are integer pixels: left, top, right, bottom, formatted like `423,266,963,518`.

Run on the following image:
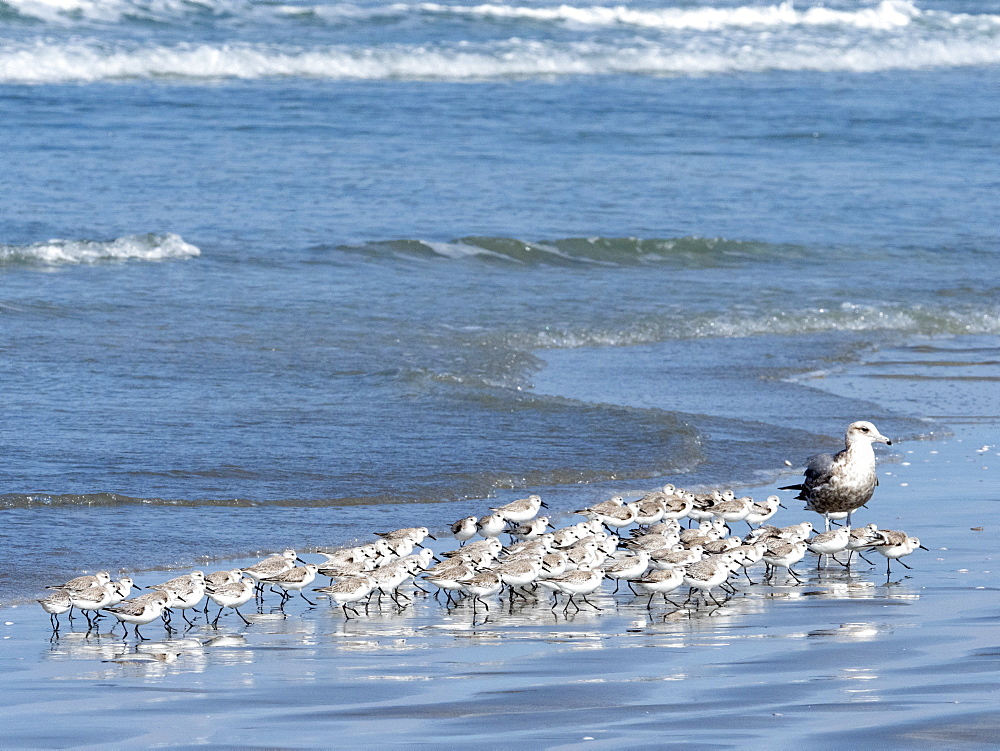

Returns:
1,0,999,601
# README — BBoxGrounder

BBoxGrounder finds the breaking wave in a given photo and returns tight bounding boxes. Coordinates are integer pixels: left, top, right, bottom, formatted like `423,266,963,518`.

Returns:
514,302,1000,350
336,235,803,266
0,233,201,266
3,0,996,32
3,36,998,83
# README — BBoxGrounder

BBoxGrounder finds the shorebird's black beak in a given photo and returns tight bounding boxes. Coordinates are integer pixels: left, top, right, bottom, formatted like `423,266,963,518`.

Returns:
778,503,787,509
427,533,436,540
919,544,929,550
297,557,308,564
541,501,549,508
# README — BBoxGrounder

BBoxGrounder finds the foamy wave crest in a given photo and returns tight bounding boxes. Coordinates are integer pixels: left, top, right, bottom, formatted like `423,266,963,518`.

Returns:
0,232,201,266
3,32,999,83
417,0,925,32
523,302,1000,350
7,0,1000,34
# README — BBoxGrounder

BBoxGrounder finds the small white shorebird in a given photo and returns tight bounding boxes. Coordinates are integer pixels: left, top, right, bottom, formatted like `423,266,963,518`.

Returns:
476,512,507,539
508,516,551,540
261,564,320,607
807,527,852,567
38,590,73,631
450,516,479,545
105,590,172,640
48,571,111,593
314,574,375,618
206,577,256,626
152,572,205,626
492,494,545,523
375,527,434,546
106,577,136,608
458,569,503,614
603,551,650,594
763,540,808,584
871,529,926,577
682,551,743,606
633,568,685,608
536,565,604,612
781,420,892,531
744,495,782,527
241,550,299,591
68,583,116,629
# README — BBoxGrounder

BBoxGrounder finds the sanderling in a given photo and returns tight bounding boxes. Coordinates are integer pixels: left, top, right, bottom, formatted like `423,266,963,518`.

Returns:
745,495,782,526
68,583,115,629
38,590,73,631
314,574,375,618
206,577,256,626
375,526,434,544
492,494,544,523
369,561,417,609
648,544,703,571
458,570,502,614
241,550,298,590
450,516,479,545
711,496,753,526
627,497,665,527
476,512,507,539
807,527,852,566
682,552,741,606
633,568,685,608
105,591,171,640
493,557,543,599
424,560,476,604
508,516,551,540
261,564,320,607
603,551,650,593
106,577,136,608
156,579,206,627
536,566,604,612
778,521,813,542
871,529,926,576
48,571,111,593
763,540,808,583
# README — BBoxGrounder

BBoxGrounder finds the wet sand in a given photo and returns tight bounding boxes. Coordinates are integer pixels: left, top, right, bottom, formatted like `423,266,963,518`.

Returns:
2,421,999,749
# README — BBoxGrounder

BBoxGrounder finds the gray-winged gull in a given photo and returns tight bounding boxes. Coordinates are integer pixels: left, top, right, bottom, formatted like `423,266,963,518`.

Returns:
780,420,892,530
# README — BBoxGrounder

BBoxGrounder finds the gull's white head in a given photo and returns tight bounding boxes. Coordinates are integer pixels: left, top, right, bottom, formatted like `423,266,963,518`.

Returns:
846,420,891,446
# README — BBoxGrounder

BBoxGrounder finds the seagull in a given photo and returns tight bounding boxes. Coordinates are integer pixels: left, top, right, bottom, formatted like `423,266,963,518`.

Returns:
780,420,892,531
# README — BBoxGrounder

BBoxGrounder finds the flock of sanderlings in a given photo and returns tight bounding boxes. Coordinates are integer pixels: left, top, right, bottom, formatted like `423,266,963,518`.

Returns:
37,484,923,641
37,420,923,640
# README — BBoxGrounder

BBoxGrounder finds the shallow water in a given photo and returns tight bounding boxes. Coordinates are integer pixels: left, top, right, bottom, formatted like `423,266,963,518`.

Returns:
3,420,998,748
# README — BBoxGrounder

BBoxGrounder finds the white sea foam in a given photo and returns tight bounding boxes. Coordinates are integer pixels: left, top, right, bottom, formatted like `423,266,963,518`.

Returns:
2,34,999,83
524,302,1000,349
415,0,924,32
5,0,1000,33
0,232,201,265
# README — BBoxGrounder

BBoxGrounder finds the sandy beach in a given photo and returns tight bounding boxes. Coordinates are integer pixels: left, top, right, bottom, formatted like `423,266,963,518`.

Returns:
2,414,998,749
